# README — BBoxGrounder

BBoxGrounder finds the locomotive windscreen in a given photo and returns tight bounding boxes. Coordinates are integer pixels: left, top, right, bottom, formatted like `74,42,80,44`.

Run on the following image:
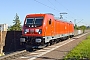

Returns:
25,17,43,27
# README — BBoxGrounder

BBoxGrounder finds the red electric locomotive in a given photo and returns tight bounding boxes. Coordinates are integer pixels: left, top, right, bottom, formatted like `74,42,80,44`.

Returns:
20,13,74,50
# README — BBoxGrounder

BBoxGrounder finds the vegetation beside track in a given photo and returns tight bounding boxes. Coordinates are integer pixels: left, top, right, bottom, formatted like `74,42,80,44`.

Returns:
64,35,90,60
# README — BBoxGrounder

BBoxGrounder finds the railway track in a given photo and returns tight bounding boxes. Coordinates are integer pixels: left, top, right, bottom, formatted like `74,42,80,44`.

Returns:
0,32,88,60
0,50,30,60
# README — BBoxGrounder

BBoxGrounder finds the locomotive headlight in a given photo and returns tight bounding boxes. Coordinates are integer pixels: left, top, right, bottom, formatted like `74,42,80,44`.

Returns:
35,29,39,32
35,29,42,34
38,29,42,34
24,29,29,34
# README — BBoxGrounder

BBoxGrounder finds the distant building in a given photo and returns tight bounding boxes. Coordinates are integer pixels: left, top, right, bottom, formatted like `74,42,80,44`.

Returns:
0,24,8,31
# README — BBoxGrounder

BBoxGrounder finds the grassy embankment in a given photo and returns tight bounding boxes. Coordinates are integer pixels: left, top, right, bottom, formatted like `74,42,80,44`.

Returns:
64,35,90,60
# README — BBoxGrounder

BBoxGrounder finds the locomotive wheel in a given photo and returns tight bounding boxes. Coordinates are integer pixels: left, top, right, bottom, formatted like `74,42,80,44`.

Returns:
61,38,64,41
54,39,57,44
50,40,53,46
56,39,60,43
52,40,55,44
67,36,69,39
46,42,50,47
49,40,54,46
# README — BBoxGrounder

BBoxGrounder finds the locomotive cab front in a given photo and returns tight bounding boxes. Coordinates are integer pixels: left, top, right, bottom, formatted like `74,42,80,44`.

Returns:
20,14,47,49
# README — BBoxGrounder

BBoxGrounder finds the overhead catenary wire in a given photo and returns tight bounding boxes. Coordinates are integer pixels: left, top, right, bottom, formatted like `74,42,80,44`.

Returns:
34,0,83,24
54,0,75,19
47,0,75,20
54,0,69,11
54,0,84,20
34,0,60,12
34,0,73,22
76,19,83,24
47,0,60,12
80,22,89,26
47,0,74,20
54,0,85,24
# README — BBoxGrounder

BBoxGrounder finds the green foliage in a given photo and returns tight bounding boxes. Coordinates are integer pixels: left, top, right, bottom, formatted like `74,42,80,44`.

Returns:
74,25,86,33
78,25,86,33
64,35,90,60
8,13,22,31
74,24,78,30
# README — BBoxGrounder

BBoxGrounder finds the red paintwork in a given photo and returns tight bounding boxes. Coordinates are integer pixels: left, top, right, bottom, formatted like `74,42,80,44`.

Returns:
22,13,74,37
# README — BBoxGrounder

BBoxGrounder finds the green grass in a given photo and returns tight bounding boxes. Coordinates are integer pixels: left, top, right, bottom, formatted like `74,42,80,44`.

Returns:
64,35,90,60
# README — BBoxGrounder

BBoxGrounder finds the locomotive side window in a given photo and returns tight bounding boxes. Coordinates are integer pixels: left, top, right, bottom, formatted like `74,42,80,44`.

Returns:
49,19,51,25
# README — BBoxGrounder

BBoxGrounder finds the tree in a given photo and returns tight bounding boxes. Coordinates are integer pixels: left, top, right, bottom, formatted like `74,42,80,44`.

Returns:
74,24,78,30
79,25,86,33
9,13,22,31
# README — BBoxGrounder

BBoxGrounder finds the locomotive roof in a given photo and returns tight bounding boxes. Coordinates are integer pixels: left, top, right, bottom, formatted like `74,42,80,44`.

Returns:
26,13,73,24
54,17,73,24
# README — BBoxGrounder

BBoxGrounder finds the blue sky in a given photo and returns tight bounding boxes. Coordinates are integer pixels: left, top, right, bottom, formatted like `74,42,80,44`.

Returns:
0,0,90,26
